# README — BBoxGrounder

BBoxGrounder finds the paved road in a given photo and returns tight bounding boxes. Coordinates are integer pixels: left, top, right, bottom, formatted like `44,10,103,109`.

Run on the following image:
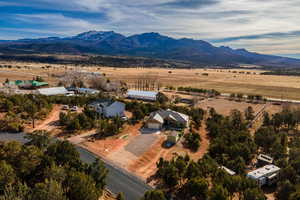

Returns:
0,132,152,200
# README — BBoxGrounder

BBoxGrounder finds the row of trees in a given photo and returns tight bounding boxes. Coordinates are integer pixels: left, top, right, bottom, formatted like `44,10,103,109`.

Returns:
0,131,108,200
177,87,220,96
229,93,264,102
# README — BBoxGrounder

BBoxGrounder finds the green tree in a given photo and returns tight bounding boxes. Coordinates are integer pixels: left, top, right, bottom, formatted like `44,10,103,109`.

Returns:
25,130,51,150
0,161,16,193
245,106,255,121
289,190,300,200
263,112,270,126
46,141,80,167
16,145,43,179
116,193,126,200
242,188,266,200
25,102,38,128
209,185,229,200
141,190,167,200
276,180,295,200
66,171,100,200
42,163,66,184
31,179,67,200
184,132,201,152
237,93,244,101
87,159,108,195
184,177,208,199
0,182,30,200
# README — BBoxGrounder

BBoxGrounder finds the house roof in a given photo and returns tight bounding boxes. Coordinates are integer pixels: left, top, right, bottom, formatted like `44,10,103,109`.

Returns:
127,90,158,98
37,87,69,96
158,109,189,123
247,165,280,179
78,88,100,94
151,113,164,124
89,100,113,107
149,109,189,124
109,101,125,108
89,100,124,108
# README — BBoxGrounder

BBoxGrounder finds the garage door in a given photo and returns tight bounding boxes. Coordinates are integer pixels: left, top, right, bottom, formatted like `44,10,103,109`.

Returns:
147,123,161,129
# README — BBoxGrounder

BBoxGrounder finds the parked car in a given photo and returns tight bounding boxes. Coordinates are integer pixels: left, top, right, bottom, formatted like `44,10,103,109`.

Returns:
70,106,78,112
121,116,128,121
62,105,69,110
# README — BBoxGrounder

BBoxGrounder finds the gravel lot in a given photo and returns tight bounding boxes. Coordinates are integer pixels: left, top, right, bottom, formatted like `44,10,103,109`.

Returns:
124,134,159,157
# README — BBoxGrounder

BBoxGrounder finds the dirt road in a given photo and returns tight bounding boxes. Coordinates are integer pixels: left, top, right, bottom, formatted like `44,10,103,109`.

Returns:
30,105,61,132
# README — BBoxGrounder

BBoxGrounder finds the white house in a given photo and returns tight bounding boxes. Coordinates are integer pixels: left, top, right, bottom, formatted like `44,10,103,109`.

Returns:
146,109,189,130
89,100,125,118
247,165,280,187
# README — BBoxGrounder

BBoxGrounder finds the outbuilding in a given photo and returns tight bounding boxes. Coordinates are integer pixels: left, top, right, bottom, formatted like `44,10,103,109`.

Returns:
257,154,273,167
127,90,158,101
167,131,180,144
37,87,72,96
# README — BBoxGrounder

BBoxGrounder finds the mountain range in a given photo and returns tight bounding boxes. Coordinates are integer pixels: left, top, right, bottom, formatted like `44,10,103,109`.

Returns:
1,31,300,68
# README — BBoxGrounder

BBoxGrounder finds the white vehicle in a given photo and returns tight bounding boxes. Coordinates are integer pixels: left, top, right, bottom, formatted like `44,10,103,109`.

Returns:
70,106,78,112
121,116,128,121
62,105,69,110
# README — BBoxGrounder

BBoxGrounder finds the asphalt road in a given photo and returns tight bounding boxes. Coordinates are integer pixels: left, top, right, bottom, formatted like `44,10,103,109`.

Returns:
0,132,152,200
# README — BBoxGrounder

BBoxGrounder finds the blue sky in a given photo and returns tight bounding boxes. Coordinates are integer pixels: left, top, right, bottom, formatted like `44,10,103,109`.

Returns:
0,0,300,58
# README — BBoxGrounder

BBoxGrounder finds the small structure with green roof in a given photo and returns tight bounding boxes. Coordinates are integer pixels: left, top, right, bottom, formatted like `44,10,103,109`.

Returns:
4,80,48,89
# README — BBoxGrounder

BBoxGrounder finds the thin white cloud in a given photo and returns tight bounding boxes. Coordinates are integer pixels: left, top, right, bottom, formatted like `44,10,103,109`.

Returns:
0,0,299,55
14,14,105,35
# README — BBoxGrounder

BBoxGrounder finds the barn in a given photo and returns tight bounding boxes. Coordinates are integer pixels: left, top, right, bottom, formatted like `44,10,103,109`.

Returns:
127,90,158,101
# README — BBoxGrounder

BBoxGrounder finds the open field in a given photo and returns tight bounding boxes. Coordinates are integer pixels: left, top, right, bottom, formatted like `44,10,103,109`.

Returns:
98,67,300,100
2,61,300,100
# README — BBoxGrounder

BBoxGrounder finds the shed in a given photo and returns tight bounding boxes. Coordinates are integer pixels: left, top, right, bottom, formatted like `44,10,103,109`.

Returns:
37,87,71,96
257,154,273,167
167,131,180,144
219,166,236,176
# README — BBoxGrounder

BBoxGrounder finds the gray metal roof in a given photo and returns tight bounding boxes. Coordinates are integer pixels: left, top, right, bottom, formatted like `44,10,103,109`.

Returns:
37,87,70,96
149,109,189,124
127,90,158,98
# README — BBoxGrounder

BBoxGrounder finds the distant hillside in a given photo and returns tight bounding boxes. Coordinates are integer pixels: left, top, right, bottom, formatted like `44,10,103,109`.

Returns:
0,31,300,68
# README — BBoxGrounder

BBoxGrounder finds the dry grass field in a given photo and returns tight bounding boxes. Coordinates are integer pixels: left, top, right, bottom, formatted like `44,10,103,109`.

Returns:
98,67,300,100
1,61,300,100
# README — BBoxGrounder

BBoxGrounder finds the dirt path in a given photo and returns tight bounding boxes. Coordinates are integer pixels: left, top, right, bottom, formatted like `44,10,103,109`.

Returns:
68,129,98,144
196,121,210,159
30,104,61,132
